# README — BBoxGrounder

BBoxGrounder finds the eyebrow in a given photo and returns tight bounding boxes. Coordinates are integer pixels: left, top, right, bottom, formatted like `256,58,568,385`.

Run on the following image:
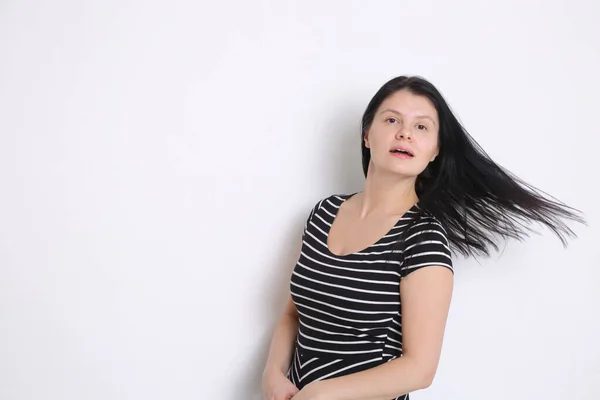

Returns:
379,108,437,126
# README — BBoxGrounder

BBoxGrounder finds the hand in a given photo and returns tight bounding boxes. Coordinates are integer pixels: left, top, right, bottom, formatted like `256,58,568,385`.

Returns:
262,366,299,400
291,381,327,400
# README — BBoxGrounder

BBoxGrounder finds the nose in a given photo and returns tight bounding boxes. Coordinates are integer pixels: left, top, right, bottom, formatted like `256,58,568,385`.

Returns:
395,127,412,140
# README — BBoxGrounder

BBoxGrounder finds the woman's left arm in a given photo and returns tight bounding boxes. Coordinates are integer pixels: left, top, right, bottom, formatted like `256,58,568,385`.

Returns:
293,265,454,400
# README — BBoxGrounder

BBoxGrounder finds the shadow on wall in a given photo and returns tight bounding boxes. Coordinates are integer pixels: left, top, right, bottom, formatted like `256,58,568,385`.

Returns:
230,100,365,398
326,103,367,192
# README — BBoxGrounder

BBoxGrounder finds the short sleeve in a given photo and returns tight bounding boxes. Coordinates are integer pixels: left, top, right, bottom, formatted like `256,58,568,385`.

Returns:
401,217,453,277
302,197,327,240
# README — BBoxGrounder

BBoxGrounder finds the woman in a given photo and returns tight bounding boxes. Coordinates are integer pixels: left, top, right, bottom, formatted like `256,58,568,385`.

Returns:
261,76,584,400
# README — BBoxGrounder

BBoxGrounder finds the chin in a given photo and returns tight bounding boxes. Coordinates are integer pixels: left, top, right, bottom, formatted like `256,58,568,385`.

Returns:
370,160,421,178
385,166,419,179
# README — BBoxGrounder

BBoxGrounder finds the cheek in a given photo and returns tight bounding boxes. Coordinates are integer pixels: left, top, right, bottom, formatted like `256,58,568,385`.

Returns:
366,127,387,150
420,136,439,158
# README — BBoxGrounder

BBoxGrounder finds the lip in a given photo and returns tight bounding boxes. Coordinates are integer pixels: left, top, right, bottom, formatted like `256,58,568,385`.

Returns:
390,151,413,159
389,145,414,158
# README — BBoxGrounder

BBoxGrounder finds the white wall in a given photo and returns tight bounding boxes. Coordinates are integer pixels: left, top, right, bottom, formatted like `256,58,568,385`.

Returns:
1,1,598,399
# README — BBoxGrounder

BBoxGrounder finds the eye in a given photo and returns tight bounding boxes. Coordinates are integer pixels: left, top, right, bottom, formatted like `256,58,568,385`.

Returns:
385,117,398,124
417,124,428,131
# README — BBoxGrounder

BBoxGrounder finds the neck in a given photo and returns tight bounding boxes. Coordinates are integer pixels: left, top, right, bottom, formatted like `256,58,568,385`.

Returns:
358,167,419,218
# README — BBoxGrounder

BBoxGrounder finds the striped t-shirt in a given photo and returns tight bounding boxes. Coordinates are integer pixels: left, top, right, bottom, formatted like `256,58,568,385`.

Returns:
287,193,453,396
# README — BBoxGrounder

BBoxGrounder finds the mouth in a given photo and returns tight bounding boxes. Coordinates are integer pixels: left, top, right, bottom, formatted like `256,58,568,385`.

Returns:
390,147,414,158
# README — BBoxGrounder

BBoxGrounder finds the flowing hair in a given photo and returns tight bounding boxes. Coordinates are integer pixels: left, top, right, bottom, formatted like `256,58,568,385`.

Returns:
361,76,586,258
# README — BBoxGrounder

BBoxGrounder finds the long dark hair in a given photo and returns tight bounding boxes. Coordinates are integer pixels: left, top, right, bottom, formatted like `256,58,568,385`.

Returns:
361,76,586,258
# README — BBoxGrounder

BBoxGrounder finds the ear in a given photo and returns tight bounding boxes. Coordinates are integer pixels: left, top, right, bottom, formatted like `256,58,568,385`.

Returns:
430,149,439,162
363,132,370,148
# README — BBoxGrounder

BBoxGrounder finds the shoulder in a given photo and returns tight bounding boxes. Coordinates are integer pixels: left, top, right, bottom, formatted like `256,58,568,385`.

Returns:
402,209,453,276
301,194,343,234
406,209,450,241
307,193,352,214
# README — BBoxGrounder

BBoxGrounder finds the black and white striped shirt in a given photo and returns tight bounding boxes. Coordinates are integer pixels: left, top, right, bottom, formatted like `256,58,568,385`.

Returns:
287,193,453,393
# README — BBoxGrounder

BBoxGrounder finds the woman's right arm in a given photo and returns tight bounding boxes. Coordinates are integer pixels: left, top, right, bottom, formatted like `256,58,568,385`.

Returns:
263,293,299,376
264,232,303,378
262,237,302,399
262,293,301,399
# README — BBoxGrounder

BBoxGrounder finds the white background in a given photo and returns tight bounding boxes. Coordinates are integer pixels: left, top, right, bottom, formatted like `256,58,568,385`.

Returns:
1,1,599,399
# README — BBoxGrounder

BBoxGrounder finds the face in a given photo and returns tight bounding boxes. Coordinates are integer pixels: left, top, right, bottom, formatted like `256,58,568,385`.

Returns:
364,90,440,178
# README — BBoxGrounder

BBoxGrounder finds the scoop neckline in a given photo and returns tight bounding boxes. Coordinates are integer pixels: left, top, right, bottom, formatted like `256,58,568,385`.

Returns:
324,192,419,258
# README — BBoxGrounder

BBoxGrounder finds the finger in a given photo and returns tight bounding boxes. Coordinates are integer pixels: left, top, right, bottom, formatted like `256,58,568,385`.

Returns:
285,383,299,393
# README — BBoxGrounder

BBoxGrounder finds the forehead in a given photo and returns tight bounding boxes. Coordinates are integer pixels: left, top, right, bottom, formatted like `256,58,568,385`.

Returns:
378,90,438,121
